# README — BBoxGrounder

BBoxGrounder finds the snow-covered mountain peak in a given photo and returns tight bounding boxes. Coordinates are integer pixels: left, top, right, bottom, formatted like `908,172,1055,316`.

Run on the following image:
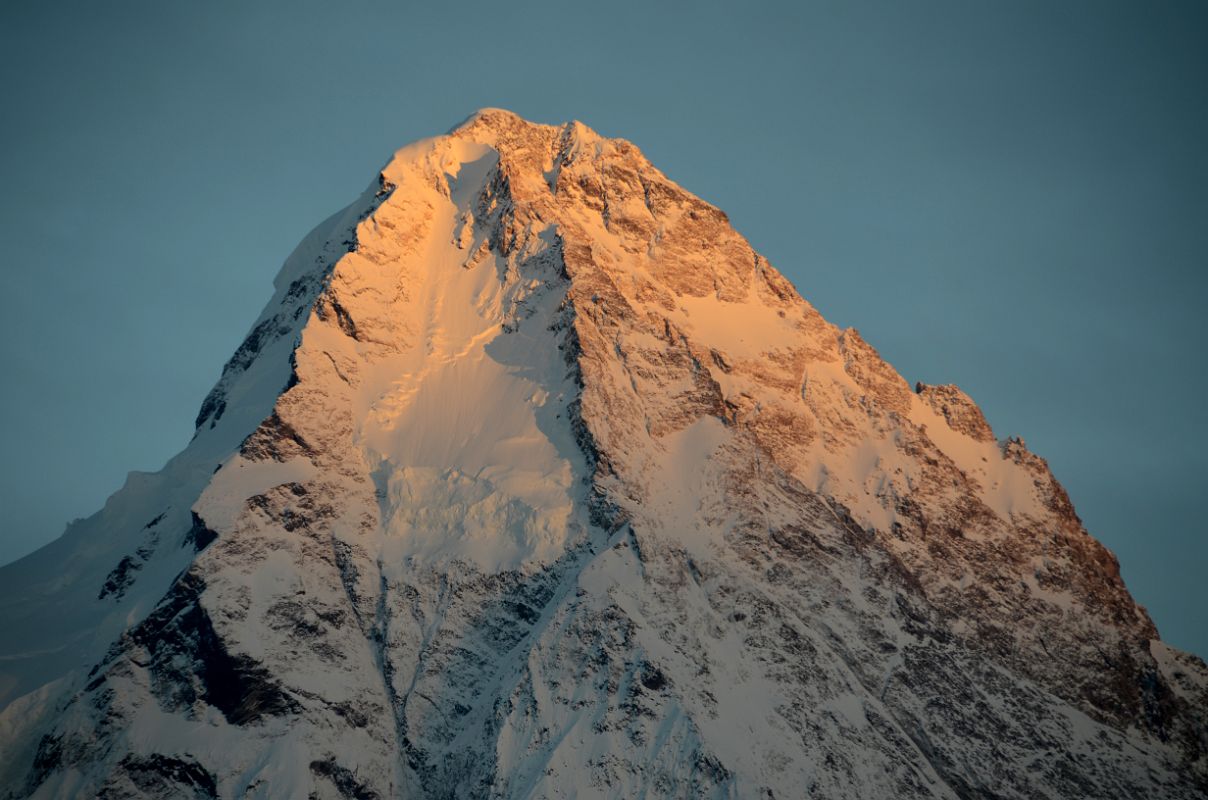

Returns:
447,106,536,133
1,111,1205,799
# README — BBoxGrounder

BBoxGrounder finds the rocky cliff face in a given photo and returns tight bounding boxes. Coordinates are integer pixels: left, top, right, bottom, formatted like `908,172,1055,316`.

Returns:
1,109,1204,799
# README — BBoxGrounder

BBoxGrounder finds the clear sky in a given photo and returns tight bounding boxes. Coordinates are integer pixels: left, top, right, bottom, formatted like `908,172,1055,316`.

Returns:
1,1,1204,657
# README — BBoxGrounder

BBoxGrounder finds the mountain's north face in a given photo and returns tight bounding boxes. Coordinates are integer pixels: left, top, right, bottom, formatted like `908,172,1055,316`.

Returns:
1,109,1204,799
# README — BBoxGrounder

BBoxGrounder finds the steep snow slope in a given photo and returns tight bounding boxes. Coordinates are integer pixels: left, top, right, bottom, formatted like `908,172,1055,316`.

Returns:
1,109,1205,799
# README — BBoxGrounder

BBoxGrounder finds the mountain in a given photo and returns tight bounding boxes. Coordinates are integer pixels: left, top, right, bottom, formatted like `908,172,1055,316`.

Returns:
1,109,1204,799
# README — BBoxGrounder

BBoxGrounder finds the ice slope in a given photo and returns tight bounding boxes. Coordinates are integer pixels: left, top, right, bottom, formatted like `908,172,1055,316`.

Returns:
1,109,1205,799
0,187,379,730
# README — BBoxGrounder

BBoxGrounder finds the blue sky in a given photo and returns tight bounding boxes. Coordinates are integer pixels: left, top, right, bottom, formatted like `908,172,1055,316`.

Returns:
1,0,1204,656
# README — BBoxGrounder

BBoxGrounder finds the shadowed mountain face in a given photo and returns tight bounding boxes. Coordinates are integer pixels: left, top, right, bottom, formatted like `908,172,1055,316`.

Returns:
1,109,1204,799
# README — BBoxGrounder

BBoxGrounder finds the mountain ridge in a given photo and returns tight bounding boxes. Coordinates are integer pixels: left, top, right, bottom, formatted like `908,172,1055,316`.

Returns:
1,109,1204,799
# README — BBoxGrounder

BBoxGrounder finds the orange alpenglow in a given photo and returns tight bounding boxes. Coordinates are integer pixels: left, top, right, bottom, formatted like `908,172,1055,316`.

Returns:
2,110,1204,799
